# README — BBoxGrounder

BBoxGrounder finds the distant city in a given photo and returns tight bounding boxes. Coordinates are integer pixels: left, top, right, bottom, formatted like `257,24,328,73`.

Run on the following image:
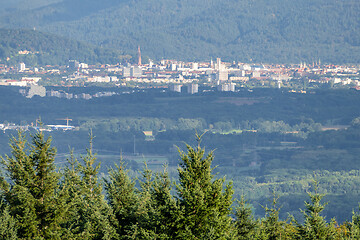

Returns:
1,52,360,97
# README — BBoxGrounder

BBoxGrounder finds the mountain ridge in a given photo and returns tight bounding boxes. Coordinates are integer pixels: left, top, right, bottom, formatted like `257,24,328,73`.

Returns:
0,0,359,63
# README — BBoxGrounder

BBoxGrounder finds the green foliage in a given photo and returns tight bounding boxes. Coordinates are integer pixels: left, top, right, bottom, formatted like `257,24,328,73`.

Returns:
344,208,360,239
0,199,18,240
104,160,138,238
261,194,288,240
80,117,207,133
3,131,360,239
176,134,234,239
148,167,180,238
234,196,258,239
0,28,129,66
1,0,359,62
0,131,63,239
3,87,360,222
297,180,337,240
61,136,118,239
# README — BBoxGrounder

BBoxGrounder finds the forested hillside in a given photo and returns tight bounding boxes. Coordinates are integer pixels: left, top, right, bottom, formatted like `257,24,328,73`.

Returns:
2,87,360,222
0,0,359,63
0,29,130,65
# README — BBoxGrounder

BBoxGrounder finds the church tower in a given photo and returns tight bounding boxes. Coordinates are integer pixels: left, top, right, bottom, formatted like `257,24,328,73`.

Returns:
137,46,142,66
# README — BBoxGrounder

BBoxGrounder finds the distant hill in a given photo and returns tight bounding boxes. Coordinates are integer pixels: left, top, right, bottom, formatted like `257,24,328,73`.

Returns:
0,28,129,66
0,0,359,63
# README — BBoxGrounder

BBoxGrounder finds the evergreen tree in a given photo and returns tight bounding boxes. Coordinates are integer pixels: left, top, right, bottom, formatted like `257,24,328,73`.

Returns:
344,208,360,239
176,134,234,239
234,196,258,240
106,160,180,239
61,136,117,240
148,166,180,239
297,180,337,240
1,131,63,239
130,163,155,239
257,192,297,240
104,160,138,238
0,199,18,239
261,193,285,240
129,163,178,239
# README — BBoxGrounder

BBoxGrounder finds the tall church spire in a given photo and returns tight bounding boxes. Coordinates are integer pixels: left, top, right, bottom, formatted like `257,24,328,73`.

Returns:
137,46,141,66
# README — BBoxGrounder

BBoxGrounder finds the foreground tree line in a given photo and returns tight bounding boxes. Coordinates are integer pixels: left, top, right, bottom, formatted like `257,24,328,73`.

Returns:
1,131,360,239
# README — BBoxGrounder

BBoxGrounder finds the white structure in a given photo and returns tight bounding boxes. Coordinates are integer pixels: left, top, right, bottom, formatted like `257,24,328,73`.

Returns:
252,71,261,78
27,85,46,98
130,66,142,77
79,63,88,69
216,58,222,71
216,58,228,82
110,76,119,82
89,76,111,83
169,84,182,93
217,70,228,82
19,62,26,72
217,82,236,92
187,83,198,94
123,67,131,77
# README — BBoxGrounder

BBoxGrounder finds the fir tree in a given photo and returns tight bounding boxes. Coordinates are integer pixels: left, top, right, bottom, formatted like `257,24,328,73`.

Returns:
260,194,289,240
0,199,18,239
61,136,118,240
297,180,337,240
234,195,258,240
256,193,299,240
176,134,234,239
104,160,138,238
148,166,180,239
344,207,360,239
130,163,177,239
1,131,63,239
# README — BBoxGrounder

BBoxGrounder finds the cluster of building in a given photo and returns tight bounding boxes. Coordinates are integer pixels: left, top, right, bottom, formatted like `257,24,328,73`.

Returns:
0,76,41,87
46,89,117,100
0,118,77,132
66,57,360,92
0,56,359,92
0,122,75,132
19,85,118,99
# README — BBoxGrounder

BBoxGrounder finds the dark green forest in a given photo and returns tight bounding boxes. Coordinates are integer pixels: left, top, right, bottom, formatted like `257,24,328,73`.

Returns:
1,86,360,224
2,130,360,239
0,0,359,63
0,29,130,66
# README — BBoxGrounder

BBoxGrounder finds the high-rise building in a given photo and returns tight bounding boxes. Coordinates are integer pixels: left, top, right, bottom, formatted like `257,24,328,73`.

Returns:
130,66,142,77
187,84,198,94
169,84,182,93
123,67,131,77
216,58,228,82
217,70,228,82
216,58,222,71
217,82,236,92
